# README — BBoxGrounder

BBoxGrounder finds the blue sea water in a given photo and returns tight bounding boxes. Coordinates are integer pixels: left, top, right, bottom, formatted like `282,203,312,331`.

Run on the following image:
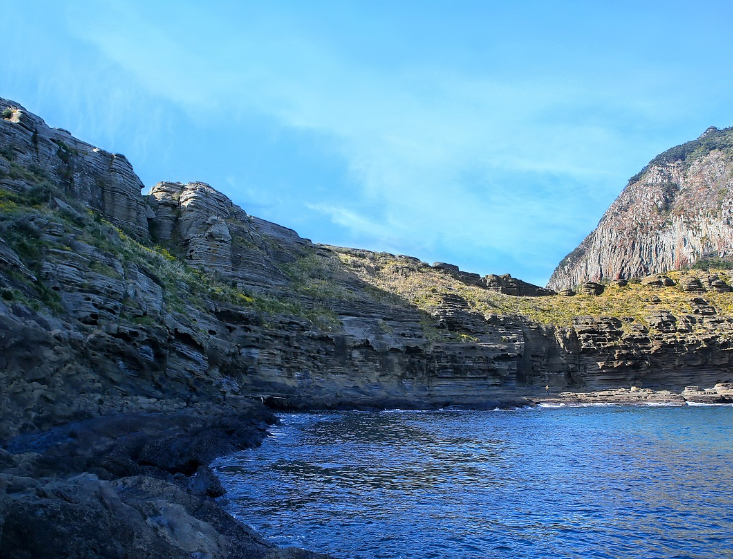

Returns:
214,406,733,558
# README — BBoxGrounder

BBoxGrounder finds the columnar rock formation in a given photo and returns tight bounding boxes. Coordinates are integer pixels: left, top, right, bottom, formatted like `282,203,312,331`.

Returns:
548,126,733,290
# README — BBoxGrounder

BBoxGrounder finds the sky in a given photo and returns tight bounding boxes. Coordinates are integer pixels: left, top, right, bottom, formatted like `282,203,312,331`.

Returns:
3,1,733,286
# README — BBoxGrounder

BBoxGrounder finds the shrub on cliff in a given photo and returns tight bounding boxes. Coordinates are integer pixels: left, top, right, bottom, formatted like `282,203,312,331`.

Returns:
692,256,733,271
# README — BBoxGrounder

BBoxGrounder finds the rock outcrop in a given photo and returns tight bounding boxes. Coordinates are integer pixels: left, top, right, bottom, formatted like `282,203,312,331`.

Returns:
0,98,150,239
148,180,305,288
0,409,330,559
548,126,733,290
483,273,555,296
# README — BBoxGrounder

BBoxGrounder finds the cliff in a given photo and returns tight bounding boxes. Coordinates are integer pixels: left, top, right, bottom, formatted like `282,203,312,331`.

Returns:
3,96,733,556
548,126,733,290
2,96,733,435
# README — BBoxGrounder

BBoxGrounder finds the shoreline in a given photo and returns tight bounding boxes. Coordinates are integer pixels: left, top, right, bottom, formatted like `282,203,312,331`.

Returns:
0,403,332,558
2,383,731,556
530,383,733,408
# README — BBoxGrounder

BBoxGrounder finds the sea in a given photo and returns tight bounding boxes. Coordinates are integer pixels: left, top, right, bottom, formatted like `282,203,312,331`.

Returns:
213,405,733,559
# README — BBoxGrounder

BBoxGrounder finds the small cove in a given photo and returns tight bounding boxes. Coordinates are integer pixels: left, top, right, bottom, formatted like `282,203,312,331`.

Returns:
214,406,733,558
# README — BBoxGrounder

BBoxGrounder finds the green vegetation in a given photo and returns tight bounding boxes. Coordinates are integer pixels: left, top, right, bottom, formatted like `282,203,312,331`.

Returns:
55,140,77,165
630,126,733,183
1,108,13,120
5,146,733,338
335,249,733,330
655,127,733,166
691,256,733,271
0,170,342,329
280,250,354,302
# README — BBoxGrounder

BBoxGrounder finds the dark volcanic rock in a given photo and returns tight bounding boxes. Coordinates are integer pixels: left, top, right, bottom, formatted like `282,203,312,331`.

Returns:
0,410,330,559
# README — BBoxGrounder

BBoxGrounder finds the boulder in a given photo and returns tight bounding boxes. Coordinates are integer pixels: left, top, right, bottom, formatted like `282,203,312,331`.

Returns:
641,275,675,288
580,282,604,296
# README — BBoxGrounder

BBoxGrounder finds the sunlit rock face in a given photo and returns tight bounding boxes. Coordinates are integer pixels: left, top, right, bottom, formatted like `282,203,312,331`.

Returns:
549,127,733,291
0,97,151,239
148,180,303,288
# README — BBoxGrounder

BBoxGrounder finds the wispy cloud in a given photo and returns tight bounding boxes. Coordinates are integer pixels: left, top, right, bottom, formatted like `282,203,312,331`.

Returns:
8,0,732,285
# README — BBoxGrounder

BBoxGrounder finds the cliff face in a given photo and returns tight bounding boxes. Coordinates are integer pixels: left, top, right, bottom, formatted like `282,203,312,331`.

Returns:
2,97,733,445
0,102,150,239
548,126,733,291
0,97,539,442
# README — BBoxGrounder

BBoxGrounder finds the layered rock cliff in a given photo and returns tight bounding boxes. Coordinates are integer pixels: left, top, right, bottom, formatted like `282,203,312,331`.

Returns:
548,126,733,290
2,96,733,444
4,96,733,556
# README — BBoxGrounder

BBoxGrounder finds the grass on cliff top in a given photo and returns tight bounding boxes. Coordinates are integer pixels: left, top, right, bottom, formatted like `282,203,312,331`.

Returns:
335,249,733,330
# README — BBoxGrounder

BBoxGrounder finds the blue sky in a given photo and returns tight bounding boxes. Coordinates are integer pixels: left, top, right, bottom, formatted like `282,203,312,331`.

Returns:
4,1,733,286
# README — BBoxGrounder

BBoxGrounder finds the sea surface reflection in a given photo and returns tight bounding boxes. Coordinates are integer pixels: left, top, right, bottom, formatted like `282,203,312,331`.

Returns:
214,406,733,558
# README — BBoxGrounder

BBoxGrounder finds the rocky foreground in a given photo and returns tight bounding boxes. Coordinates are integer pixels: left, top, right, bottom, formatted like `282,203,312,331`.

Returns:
2,97,733,556
0,401,331,558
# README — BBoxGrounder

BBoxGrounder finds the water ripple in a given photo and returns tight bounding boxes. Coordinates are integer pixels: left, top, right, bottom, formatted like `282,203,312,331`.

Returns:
214,406,733,558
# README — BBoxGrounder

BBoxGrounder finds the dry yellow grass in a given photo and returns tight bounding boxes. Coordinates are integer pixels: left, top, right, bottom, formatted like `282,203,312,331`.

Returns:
334,249,733,330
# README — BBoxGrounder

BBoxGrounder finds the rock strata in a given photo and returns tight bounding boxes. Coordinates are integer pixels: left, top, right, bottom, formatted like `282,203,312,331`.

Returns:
0,98,150,239
536,383,733,406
